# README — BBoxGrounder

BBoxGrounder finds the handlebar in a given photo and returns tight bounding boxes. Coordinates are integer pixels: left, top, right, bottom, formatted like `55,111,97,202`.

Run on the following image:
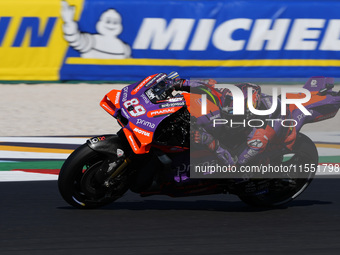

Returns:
150,71,182,101
151,80,175,101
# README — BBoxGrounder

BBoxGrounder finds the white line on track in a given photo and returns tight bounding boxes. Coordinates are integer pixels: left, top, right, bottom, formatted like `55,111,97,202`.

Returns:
0,171,58,182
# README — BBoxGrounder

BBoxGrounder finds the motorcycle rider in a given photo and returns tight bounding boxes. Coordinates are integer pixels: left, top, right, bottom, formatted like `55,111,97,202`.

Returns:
163,73,297,169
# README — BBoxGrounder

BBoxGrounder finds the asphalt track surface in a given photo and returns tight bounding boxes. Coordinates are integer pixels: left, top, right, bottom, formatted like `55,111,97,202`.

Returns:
1,178,340,255
1,83,340,254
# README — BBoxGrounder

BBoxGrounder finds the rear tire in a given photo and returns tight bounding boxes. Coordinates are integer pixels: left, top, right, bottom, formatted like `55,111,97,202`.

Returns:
58,144,129,209
238,133,318,207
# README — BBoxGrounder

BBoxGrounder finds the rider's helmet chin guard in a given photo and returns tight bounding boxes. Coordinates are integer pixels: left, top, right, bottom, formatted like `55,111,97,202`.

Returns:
220,83,262,130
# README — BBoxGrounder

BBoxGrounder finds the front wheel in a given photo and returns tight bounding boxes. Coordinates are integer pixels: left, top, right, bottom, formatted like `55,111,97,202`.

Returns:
58,144,130,209
238,133,318,207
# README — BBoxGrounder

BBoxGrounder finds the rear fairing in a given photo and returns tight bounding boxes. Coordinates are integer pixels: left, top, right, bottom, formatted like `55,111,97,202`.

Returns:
290,77,340,131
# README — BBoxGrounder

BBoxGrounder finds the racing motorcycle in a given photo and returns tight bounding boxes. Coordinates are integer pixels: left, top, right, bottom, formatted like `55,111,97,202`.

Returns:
58,73,340,208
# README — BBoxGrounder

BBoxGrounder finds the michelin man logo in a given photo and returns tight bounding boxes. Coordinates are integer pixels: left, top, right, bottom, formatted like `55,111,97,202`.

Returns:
61,1,131,59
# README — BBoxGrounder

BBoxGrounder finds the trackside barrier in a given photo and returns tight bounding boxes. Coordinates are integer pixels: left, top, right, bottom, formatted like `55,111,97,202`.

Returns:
1,0,340,81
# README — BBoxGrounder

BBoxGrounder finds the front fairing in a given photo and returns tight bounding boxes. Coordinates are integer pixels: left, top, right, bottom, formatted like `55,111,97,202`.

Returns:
117,75,187,154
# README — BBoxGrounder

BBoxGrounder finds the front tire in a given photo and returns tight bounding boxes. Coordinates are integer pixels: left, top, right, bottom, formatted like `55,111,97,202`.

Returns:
58,144,129,209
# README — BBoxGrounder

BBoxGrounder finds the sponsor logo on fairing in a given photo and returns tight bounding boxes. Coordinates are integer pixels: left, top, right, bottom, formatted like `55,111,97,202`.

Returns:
128,135,138,151
141,94,151,104
168,97,184,102
133,127,151,137
132,75,154,95
147,107,178,117
114,92,121,105
145,89,156,100
122,87,129,102
159,101,185,108
136,119,156,128
144,73,167,88
297,110,313,122
90,136,106,143
101,103,114,115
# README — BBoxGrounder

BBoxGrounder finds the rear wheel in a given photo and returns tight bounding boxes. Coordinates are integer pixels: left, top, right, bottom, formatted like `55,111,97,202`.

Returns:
238,133,318,207
58,144,130,209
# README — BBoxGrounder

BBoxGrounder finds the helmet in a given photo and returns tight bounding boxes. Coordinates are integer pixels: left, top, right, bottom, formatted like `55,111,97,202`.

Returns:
220,83,261,129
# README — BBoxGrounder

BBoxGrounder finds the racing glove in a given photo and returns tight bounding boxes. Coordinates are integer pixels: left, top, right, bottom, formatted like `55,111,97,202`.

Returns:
173,79,217,91
172,78,187,91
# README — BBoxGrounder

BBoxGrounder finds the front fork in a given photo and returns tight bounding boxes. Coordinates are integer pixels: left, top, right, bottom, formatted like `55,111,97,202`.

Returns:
86,131,176,192
103,158,131,187
86,132,133,187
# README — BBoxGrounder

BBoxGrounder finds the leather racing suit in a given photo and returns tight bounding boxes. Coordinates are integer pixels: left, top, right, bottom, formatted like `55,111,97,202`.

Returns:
171,77,297,168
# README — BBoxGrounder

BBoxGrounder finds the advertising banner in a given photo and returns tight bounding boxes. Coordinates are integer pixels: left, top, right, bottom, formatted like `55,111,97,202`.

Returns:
0,0,83,80
2,0,340,80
